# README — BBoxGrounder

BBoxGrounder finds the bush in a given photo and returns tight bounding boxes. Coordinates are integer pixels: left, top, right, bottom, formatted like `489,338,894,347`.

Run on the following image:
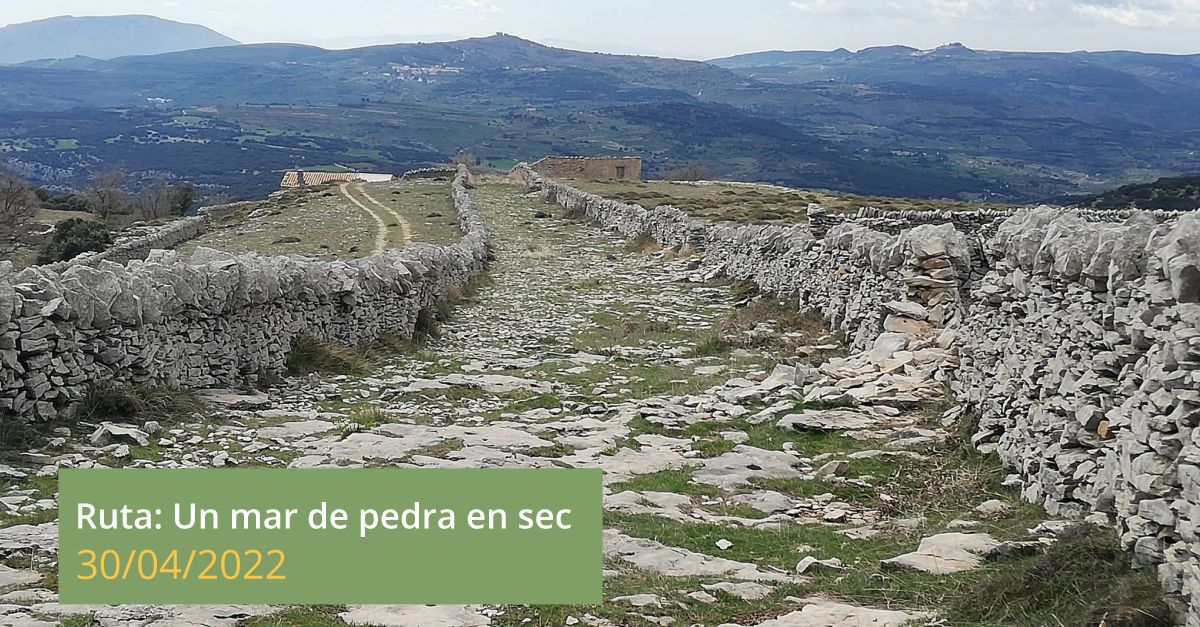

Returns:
662,162,715,181
36,218,111,264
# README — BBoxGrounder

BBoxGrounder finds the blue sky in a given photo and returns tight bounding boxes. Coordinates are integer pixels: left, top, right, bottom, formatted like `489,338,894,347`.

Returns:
2,0,1198,58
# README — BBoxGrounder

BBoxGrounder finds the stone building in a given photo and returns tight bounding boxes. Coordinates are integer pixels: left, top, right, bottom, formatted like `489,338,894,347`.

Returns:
529,156,642,181
279,171,394,188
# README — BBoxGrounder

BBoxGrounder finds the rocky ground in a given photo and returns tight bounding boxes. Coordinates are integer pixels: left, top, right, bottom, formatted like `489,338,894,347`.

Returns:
0,182,1167,626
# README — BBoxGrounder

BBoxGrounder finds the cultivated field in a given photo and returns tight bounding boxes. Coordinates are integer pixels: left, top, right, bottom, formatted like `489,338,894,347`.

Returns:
569,179,1025,224
178,179,459,259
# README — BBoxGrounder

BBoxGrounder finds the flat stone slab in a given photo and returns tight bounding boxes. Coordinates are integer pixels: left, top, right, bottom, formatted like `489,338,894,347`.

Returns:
776,410,878,431
198,389,273,409
593,443,690,485
31,603,272,626
89,422,150,446
881,532,1001,574
256,420,336,440
692,445,804,490
341,605,490,626
721,599,935,626
0,523,57,557
438,374,552,395
727,491,796,514
0,565,41,591
604,530,791,583
320,431,445,463
701,581,774,601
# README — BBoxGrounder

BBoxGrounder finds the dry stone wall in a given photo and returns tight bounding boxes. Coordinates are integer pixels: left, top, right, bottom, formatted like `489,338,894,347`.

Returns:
43,201,255,271
956,209,1200,624
519,164,1200,624
809,204,1182,240
518,166,969,352
0,166,488,421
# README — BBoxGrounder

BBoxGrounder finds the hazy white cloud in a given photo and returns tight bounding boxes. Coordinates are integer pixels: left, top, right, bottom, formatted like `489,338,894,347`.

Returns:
441,0,501,14
1071,0,1200,27
788,0,1198,25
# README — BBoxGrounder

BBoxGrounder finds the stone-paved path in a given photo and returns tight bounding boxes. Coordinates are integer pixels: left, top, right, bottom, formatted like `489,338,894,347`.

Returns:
0,182,1069,627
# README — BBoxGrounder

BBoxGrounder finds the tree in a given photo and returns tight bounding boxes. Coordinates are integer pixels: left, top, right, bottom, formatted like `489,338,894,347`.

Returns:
662,162,715,182
87,168,129,223
202,192,231,209
42,191,92,213
133,174,171,222
168,182,197,216
35,218,112,264
0,167,39,254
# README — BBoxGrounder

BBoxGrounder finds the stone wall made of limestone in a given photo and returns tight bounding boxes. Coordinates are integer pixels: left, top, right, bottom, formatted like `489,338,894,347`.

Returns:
0,166,488,421
809,204,1182,241
40,201,256,272
520,164,1200,623
517,165,969,353
954,208,1200,624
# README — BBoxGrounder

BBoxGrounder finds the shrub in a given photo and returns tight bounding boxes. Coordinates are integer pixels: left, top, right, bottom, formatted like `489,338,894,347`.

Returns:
662,162,714,181
36,218,111,264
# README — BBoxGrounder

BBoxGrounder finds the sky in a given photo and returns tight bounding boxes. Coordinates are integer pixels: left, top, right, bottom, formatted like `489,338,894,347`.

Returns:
1,0,1198,59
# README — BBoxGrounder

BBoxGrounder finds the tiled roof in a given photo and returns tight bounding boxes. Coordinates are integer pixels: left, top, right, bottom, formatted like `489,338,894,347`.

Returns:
279,171,361,187
279,171,396,187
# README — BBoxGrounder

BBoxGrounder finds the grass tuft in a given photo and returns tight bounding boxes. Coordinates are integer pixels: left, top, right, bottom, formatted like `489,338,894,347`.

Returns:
624,232,662,254
76,382,205,422
347,403,388,430
285,335,372,377
242,606,349,627
934,524,1173,626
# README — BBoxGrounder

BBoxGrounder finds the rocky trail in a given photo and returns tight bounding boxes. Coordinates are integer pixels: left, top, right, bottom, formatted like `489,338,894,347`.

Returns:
0,183,1145,626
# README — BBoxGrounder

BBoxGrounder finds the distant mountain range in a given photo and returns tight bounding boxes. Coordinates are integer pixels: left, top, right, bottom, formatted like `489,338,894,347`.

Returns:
0,26,1196,204
0,15,238,64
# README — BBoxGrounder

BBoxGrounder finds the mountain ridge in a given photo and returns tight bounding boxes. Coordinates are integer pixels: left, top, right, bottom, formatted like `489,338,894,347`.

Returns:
0,31,1198,202
0,14,239,64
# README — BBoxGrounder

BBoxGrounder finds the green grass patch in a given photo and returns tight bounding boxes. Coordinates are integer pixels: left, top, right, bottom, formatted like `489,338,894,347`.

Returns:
0,508,58,529
823,524,1173,627
609,468,718,498
241,606,349,627
521,443,577,458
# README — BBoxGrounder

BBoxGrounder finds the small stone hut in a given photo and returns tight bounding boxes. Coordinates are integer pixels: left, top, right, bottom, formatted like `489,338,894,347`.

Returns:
529,156,642,181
